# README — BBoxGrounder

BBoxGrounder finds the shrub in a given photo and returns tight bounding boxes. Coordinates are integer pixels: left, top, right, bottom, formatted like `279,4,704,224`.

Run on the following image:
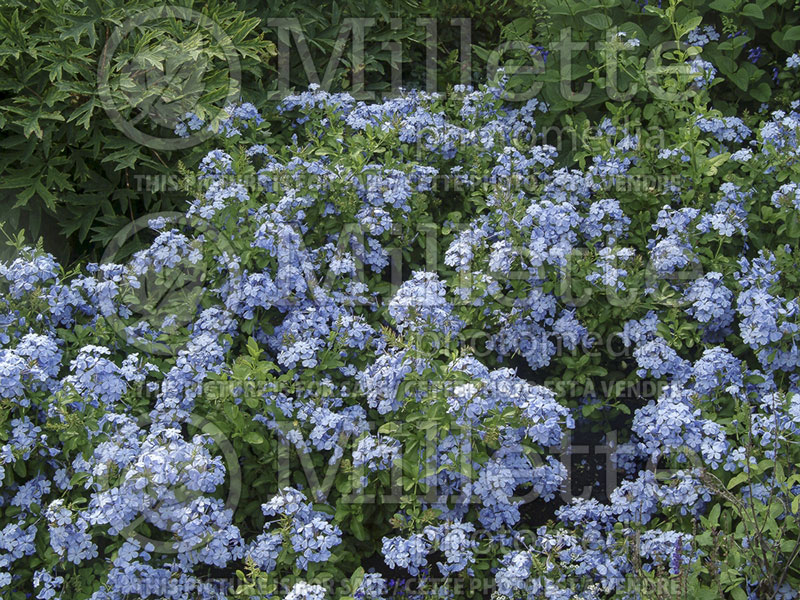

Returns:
6,0,800,269
0,0,472,262
486,0,800,117
0,0,274,260
3,26,800,596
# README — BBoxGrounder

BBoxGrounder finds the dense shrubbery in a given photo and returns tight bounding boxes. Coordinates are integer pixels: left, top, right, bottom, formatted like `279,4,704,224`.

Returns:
0,0,484,258
3,0,800,263
0,0,276,257
4,11,800,594
4,0,800,598
489,0,800,114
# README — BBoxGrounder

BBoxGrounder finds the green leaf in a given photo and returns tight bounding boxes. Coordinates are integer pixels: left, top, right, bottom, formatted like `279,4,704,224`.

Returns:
785,25,800,41
378,422,399,436
349,566,365,591
21,115,43,139
707,503,721,527
772,30,794,52
741,3,764,18
787,215,800,238
246,336,260,359
775,459,785,482
726,67,751,91
709,0,738,10
751,82,771,103
582,14,612,30
68,98,96,130
34,181,57,211
679,16,704,37
243,432,264,445
730,588,748,600
350,519,369,541
728,472,749,490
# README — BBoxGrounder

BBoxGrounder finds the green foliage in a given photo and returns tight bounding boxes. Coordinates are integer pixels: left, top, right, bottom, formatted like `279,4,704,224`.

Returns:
485,0,800,140
239,0,427,93
4,0,799,270
0,0,274,261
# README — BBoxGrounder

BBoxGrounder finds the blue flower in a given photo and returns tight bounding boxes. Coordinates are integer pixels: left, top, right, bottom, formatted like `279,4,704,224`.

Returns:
285,582,327,600
688,56,717,87
683,272,734,331
381,534,430,575
687,25,719,47
388,271,463,338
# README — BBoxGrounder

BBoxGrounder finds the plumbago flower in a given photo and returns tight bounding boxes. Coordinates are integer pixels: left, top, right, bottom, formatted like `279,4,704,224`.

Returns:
2,67,800,600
